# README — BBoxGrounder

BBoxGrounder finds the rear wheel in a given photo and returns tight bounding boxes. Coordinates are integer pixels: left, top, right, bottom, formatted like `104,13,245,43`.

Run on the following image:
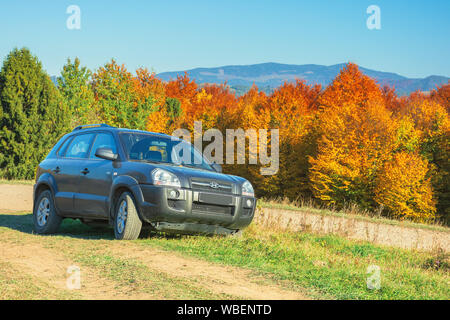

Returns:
114,192,142,240
33,190,62,234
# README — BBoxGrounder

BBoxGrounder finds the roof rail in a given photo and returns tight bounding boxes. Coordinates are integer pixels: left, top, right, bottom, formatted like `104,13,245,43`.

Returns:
73,124,114,131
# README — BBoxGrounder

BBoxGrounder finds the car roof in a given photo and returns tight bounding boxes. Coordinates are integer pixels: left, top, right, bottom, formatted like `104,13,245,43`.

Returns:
70,124,173,139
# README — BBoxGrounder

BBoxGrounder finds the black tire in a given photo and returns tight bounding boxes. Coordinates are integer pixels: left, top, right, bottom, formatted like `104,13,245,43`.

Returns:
114,192,142,240
33,190,62,234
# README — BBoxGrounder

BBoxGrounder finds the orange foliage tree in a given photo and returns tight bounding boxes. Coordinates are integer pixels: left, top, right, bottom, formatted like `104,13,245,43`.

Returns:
310,64,396,209
164,73,198,129
262,81,321,199
318,63,384,110
431,82,450,114
139,62,449,223
133,68,166,108
222,86,271,188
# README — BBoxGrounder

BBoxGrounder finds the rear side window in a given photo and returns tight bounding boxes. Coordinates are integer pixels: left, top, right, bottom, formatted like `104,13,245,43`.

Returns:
57,136,73,157
89,133,117,159
64,134,95,159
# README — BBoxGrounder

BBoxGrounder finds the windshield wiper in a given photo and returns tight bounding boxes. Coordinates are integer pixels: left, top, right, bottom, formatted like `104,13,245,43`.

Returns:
142,160,175,166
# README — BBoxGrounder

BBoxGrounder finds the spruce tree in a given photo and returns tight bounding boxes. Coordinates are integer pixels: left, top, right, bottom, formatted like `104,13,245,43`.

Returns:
0,48,70,179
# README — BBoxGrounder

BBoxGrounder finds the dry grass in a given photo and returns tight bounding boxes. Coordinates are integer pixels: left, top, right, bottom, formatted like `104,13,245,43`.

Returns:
0,179,34,185
258,197,449,233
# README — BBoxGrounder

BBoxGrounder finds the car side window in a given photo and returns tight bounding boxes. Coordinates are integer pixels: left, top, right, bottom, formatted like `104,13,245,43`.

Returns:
57,136,73,157
89,133,117,159
64,134,95,159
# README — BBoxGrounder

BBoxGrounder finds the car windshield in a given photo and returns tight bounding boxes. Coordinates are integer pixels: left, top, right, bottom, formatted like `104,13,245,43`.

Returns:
119,132,214,171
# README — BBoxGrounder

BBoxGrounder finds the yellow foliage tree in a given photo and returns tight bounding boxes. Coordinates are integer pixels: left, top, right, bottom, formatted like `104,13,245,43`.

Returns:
145,107,171,134
400,99,450,220
374,152,436,222
309,101,398,210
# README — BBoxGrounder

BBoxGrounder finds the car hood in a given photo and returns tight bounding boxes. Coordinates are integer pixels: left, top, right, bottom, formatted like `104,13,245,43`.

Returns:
148,163,247,192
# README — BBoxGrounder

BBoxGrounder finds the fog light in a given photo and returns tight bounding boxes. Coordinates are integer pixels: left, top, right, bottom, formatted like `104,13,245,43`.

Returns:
246,199,253,207
168,189,179,199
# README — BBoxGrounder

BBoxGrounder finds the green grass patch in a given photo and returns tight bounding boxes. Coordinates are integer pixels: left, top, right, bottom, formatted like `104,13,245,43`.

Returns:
140,225,450,300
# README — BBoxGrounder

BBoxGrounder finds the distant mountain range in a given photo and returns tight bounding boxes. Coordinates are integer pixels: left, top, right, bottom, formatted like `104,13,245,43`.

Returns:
157,62,449,96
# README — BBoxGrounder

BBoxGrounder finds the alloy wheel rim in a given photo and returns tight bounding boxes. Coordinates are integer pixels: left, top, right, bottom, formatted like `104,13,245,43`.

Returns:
117,200,128,234
37,197,50,227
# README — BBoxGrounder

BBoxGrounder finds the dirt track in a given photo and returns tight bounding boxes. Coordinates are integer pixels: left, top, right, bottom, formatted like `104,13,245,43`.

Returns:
0,184,309,300
0,184,33,212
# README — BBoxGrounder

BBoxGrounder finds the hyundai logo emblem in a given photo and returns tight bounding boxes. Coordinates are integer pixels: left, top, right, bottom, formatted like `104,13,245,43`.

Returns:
210,182,219,189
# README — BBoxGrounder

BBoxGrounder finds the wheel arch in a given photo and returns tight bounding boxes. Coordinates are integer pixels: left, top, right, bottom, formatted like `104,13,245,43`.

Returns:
108,175,144,222
33,173,58,213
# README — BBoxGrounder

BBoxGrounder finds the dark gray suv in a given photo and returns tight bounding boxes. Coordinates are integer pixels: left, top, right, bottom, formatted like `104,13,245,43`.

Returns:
33,124,256,240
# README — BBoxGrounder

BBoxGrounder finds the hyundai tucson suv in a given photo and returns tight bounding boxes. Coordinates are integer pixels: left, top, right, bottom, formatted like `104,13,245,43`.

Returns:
33,124,256,240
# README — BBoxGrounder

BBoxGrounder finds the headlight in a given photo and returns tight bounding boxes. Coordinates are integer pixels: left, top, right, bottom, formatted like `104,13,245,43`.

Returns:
242,181,254,197
152,168,181,187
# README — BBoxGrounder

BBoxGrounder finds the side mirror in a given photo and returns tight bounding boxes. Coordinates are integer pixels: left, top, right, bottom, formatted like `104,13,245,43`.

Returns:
212,163,222,173
95,148,118,161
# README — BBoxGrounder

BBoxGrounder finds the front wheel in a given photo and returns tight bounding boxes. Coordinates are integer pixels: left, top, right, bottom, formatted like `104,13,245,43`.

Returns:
33,190,62,234
114,192,142,240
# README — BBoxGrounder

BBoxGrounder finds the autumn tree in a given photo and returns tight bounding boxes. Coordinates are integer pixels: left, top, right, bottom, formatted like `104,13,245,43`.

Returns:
222,86,271,195
193,84,237,131
262,81,321,199
133,68,166,108
164,73,197,129
92,60,155,130
58,57,96,126
145,106,172,134
309,100,398,210
400,98,450,221
318,63,384,110
145,97,183,134
381,85,402,111
431,82,450,113
374,152,436,222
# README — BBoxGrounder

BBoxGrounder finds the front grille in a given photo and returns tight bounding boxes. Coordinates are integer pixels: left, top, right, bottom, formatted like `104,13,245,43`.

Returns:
192,203,234,215
191,179,233,194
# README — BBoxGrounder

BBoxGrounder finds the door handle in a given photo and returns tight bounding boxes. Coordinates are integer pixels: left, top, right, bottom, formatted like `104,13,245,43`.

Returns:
81,168,90,175
53,166,60,174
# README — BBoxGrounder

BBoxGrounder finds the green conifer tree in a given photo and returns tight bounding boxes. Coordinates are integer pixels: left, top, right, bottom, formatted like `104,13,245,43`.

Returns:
0,48,70,179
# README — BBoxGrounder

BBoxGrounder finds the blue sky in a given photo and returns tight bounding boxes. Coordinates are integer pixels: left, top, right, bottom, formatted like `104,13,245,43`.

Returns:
0,0,449,78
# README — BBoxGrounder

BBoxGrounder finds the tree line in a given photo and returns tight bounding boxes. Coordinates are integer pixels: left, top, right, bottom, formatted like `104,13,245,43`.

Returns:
0,48,448,224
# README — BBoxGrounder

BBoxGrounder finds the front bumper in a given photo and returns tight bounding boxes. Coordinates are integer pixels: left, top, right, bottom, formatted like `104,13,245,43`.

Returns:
135,184,256,232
